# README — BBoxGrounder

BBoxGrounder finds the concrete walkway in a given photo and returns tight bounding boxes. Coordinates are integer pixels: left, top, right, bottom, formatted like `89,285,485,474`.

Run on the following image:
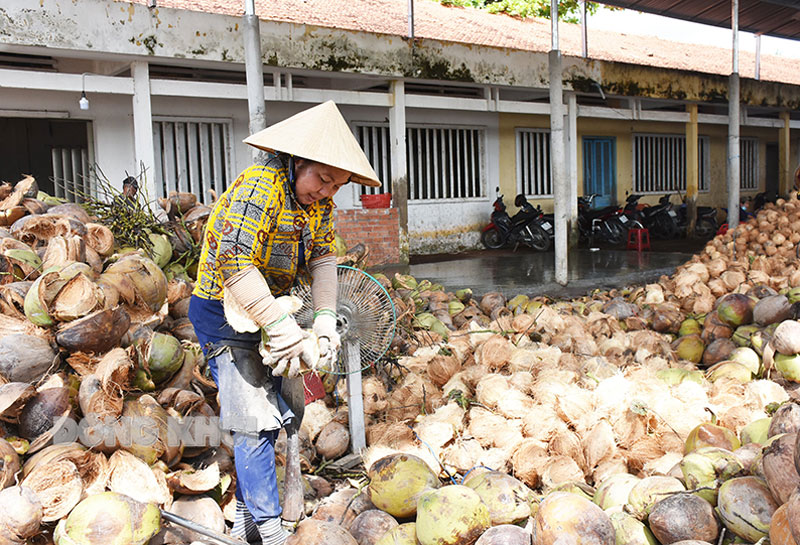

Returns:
382,240,706,300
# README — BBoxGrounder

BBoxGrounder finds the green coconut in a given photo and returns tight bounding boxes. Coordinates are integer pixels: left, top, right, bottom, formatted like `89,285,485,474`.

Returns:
775,353,800,382
146,232,172,269
145,332,184,385
716,477,778,543
608,511,658,545
684,422,740,453
54,492,160,545
508,295,529,314
626,476,686,520
392,274,418,291
593,474,641,510
728,347,761,375
367,453,440,518
416,486,490,545
455,289,472,303
678,318,702,337
716,294,755,328
705,361,753,384
375,523,419,545
536,492,615,545
732,324,760,347
740,418,771,445
680,447,743,505
672,334,705,363
23,274,57,327
462,471,531,525
656,368,704,386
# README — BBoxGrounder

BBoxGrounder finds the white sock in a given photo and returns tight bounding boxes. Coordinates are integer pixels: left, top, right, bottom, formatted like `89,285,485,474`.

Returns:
258,517,289,545
231,500,261,543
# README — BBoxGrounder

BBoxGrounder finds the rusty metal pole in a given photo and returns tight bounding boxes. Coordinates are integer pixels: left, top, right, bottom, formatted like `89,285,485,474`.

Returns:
550,0,568,285
727,0,740,231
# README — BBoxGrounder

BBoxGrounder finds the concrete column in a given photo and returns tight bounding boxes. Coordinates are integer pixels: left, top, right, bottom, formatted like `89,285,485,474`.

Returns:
244,0,266,162
727,0,740,230
755,34,761,81
408,0,414,38
550,0,568,286
567,91,579,247
686,104,699,237
131,61,157,201
580,0,588,58
390,80,409,265
780,110,792,196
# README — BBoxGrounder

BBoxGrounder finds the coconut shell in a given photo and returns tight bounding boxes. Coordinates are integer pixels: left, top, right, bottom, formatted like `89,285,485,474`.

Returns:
56,306,131,353
754,295,793,326
21,459,82,522
18,387,73,441
315,421,350,460
763,433,800,504
771,503,798,545
648,493,718,545
165,462,220,495
286,519,358,545
701,311,734,343
348,509,399,545
50,273,103,322
108,450,171,506
0,485,42,542
702,338,736,367
769,403,800,437
0,334,56,383
0,438,20,490
0,382,36,423
773,321,800,355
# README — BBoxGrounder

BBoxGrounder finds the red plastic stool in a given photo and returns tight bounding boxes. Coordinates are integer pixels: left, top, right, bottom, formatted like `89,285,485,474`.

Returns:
626,227,651,251
303,372,326,404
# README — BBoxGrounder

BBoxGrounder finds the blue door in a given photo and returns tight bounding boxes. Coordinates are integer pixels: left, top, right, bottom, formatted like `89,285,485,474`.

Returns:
583,137,616,208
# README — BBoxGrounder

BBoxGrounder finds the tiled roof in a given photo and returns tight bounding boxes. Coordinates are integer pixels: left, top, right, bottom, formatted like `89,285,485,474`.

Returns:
127,0,800,86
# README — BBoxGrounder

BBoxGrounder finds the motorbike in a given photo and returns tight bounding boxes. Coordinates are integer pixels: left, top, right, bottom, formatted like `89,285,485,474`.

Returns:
577,194,629,246
667,194,719,238
622,193,680,240
481,191,553,251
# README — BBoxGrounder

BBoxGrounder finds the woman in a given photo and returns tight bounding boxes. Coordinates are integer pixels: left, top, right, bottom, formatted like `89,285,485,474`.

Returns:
188,101,380,544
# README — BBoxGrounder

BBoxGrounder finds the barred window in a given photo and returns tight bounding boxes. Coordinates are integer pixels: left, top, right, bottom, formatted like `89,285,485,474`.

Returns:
51,147,91,202
355,124,485,201
740,137,759,190
633,134,710,194
516,129,552,197
153,118,233,204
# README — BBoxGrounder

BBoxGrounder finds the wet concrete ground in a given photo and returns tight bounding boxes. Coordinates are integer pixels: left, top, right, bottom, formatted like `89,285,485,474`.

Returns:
382,239,708,300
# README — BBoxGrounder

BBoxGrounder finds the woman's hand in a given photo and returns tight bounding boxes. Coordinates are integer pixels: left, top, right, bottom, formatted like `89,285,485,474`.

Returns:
264,315,311,378
313,312,341,370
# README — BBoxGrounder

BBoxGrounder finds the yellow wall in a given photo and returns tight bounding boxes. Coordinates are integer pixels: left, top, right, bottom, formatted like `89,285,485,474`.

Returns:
498,112,797,214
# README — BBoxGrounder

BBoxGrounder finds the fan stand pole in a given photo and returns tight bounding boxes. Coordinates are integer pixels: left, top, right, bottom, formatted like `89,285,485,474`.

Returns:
344,339,366,452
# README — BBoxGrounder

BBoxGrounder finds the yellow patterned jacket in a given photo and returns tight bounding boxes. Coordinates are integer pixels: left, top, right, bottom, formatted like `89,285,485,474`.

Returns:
193,154,336,300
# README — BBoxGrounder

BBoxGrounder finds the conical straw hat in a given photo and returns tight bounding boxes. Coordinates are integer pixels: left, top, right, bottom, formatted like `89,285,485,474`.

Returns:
244,101,381,187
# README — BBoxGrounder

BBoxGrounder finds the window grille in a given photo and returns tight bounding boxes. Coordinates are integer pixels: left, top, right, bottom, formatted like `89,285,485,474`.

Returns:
153,118,233,204
51,147,90,202
355,124,485,201
633,134,710,194
740,138,759,191
516,129,552,197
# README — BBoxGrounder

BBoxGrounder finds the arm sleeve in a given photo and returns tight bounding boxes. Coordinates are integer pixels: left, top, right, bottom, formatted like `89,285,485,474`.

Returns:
216,169,282,281
309,198,337,261
308,254,337,313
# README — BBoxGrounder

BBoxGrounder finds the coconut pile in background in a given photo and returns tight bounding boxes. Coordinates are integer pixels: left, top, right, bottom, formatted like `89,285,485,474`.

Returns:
5,169,800,545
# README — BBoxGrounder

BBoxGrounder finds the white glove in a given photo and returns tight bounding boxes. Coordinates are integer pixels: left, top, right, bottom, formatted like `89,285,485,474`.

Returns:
313,311,341,371
263,314,309,378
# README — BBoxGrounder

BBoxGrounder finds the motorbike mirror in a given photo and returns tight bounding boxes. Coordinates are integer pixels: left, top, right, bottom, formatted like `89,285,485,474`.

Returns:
495,186,500,194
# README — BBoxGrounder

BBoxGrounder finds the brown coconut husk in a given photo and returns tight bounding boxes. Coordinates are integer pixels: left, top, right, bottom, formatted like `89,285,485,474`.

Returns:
0,438,20,489
366,420,414,448
414,419,455,451
427,354,461,387
108,449,172,506
0,382,36,422
166,462,221,495
21,459,83,522
441,437,485,473
315,421,350,460
475,373,511,408
549,429,587,473
510,439,549,488
539,456,585,490
475,334,512,371
583,420,617,470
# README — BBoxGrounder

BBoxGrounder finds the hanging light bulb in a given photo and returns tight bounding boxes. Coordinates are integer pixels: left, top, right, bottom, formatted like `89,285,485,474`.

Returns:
79,73,90,110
